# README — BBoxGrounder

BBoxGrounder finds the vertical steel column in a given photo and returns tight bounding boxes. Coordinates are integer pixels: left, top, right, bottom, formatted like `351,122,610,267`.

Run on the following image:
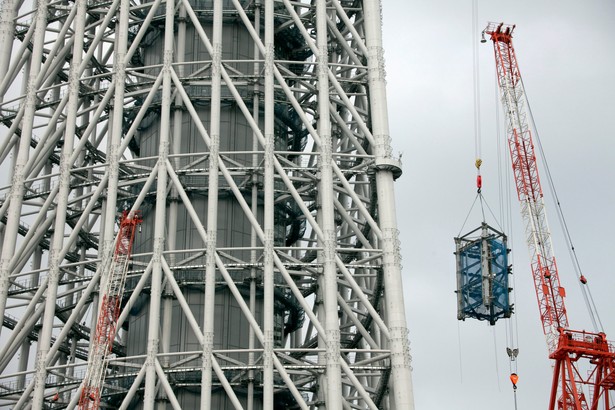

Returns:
200,0,222,407
316,1,343,408
31,0,87,404
100,0,129,289
0,0,18,256
159,1,186,406
0,0,18,99
0,53,30,356
263,0,275,407
363,1,415,408
248,3,262,408
16,340,30,389
0,0,48,337
143,0,174,405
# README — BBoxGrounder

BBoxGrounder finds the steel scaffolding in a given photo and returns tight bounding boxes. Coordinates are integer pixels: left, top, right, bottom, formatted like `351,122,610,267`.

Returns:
0,0,415,408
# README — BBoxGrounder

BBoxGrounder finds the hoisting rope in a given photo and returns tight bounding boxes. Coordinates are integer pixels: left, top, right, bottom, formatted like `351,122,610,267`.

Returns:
457,189,505,237
484,27,521,409
459,0,499,236
469,0,487,229
472,0,483,200
469,12,521,406
521,77,604,333
495,77,521,406
495,70,521,410
472,0,482,167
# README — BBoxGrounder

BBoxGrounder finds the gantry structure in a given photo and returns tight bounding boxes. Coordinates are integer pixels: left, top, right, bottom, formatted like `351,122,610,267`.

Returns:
0,0,415,408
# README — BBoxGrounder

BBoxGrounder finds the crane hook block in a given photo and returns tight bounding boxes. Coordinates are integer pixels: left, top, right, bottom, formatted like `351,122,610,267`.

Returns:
477,175,482,190
454,223,513,325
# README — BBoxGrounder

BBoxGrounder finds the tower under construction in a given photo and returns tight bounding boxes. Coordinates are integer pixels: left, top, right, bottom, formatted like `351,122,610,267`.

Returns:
0,0,415,408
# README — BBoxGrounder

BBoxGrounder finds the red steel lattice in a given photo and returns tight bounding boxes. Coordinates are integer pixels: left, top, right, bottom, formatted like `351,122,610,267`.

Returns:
485,22,615,410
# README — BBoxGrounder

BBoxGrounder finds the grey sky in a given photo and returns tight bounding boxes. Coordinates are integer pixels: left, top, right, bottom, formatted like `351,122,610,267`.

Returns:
383,1,615,408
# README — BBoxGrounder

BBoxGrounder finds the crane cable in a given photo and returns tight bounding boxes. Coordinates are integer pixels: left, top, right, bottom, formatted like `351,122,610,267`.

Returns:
496,69,521,362
485,24,521,404
521,77,604,333
471,0,488,230
456,0,485,239
472,0,482,192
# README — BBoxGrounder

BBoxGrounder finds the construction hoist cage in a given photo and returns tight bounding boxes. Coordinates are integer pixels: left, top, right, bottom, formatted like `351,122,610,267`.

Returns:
455,223,513,325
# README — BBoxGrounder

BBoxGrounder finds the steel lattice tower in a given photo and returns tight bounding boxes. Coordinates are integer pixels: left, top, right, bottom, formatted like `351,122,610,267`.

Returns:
0,0,415,408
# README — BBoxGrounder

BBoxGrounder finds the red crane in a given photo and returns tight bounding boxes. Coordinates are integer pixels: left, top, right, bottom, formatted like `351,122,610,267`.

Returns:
483,22,615,410
78,211,142,409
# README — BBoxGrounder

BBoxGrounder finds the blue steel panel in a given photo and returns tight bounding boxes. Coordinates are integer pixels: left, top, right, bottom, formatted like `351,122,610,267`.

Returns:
456,235,511,325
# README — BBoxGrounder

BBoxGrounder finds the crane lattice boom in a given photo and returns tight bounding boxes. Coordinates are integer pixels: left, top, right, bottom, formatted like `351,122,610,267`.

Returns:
487,21,567,352
485,22,615,410
78,211,142,409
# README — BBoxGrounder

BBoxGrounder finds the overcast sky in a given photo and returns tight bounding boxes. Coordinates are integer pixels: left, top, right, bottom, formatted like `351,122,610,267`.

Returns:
383,1,615,408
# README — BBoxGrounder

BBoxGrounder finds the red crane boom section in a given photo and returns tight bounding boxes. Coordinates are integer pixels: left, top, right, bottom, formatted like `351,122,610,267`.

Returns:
485,22,615,410
487,22,567,352
78,211,142,409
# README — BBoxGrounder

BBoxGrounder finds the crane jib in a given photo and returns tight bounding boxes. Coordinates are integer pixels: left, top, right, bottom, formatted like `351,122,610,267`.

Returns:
483,21,615,410
78,210,143,409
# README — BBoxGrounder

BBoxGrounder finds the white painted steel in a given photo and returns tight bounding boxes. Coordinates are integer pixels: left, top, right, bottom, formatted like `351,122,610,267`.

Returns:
32,1,86,405
363,0,415,408
262,0,275,408
0,0,18,99
142,0,175,405
0,0,49,340
0,0,415,408
247,4,261,409
316,1,343,408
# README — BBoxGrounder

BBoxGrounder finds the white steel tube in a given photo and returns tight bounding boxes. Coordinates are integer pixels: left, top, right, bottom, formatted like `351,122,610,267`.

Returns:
339,359,378,410
335,256,390,338
16,340,30,389
161,258,205,342
211,357,244,410
117,260,154,329
0,0,19,97
154,358,183,410
263,0,275,408
31,2,87,403
165,161,310,404
0,0,49,337
158,0,183,405
363,1,415,408
329,0,369,56
118,364,147,410
316,1,343,408
0,304,45,372
247,3,261,408
200,0,222,407
142,0,174,404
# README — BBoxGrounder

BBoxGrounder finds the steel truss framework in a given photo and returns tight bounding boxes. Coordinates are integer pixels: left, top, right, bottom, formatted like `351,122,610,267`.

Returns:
486,22,615,409
0,0,415,408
